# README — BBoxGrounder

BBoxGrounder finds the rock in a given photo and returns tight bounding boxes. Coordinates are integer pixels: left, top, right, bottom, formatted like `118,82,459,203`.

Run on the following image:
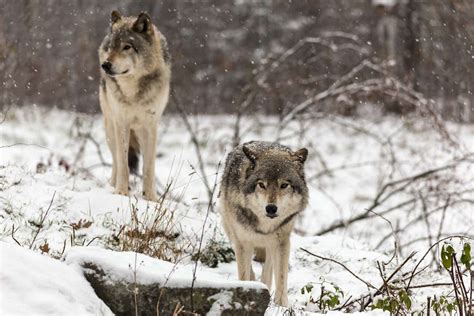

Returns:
66,247,270,315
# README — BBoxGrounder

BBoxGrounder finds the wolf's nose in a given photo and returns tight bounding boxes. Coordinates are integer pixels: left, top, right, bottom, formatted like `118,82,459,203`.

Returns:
266,204,278,215
101,61,112,72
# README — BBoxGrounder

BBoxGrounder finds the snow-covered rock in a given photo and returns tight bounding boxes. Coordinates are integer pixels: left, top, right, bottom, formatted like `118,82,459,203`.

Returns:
65,247,270,315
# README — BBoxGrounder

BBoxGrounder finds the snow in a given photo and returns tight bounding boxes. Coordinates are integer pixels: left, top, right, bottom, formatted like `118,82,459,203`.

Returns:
0,242,113,315
65,246,267,290
372,0,397,8
1,106,473,314
266,308,388,316
206,291,237,315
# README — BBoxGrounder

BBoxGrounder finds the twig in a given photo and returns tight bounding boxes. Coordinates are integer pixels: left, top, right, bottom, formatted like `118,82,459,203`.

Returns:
361,251,417,310
449,256,463,316
368,209,398,265
0,143,51,150
375,198,474,250
400,282,452,289
85,236,100,246
453,255,469,313
11,224,21,246
339,251,416,311
338,295,354,311
419,192,437,266
133,250,139,316
316,156,470,235
436,196,451,244
156,254,191,315
376,261,390,296
316,198,416,235
308,160,380,181
29,191,56,249
427,296,431,316
469,270,473,315
231,84,257,147
406,235,472,290
171,90,214,205
190,161,221,311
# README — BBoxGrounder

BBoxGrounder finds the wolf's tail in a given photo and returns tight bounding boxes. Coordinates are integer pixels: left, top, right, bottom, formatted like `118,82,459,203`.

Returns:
128,131,140,175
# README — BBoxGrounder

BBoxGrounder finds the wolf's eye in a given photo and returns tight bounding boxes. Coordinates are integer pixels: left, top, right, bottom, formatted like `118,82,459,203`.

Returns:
280,183,289,189
123,44,132,51
258,182,266,189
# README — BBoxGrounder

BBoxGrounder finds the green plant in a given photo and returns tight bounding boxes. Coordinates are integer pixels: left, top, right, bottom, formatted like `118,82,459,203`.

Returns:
300,281,344,312
439,241,472,316
431,295,456,315
460,243,471,271
371,289,412,314
192,238,235,268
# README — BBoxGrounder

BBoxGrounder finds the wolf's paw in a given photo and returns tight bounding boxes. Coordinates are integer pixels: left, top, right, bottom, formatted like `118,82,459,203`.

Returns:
114,188,129,196
143,191,159,202
274,296,288,308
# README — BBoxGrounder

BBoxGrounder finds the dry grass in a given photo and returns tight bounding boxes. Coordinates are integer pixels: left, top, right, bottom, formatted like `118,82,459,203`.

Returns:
109,185,191,263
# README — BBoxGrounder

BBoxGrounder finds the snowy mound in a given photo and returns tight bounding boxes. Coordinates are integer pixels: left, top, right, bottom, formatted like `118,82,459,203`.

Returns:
0,242,112,315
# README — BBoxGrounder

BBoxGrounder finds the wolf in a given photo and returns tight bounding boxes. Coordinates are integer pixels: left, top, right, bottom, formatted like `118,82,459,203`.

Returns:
219,141,309,306
98,10,171,201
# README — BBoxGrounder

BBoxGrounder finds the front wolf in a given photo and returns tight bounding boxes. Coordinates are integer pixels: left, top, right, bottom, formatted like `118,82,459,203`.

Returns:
99,11,171,201
220,141,309,306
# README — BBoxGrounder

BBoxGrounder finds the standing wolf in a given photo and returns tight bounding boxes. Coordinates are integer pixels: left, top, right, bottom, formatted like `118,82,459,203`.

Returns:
99,10,171,201
220,141,309,306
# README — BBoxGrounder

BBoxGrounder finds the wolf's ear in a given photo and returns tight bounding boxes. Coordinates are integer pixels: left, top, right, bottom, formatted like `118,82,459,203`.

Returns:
293,148,308,163
111,10,122,25
133,12,152,34
242,143,258,165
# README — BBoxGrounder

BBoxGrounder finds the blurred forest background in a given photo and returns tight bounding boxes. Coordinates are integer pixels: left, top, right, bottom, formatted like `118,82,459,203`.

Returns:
0,0,473,121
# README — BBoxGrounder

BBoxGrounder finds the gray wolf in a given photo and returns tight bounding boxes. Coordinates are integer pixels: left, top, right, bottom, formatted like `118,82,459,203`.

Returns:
99,10,171,201
219,141,309,306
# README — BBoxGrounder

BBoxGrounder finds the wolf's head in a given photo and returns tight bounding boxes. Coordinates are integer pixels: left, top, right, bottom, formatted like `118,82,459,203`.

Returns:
99,10,168,77
242,142,309,220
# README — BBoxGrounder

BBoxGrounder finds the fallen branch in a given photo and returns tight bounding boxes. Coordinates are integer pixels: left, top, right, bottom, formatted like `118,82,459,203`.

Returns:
316,156,472,235
300,247,377,290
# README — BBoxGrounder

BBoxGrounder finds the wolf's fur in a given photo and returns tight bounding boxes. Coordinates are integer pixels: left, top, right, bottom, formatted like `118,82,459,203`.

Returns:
99,10,171,201
220,141,309,306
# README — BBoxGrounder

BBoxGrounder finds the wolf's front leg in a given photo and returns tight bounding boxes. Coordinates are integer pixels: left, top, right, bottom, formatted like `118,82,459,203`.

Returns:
261,247,273,290
140,125,158,201
235,243,254,281
114,123,130,196
273,239,290,307
104,118,117,187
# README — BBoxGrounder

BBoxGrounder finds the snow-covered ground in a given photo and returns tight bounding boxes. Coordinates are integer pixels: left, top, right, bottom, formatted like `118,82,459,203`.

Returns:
1,106,473,314
0,242,113,315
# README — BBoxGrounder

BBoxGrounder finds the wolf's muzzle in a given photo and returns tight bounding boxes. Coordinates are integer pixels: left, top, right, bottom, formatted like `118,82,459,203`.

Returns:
101,61,113,74
266,204,278,218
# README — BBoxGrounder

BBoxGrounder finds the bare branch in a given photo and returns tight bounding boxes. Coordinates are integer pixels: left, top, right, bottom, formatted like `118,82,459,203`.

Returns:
171,90,214,204
300,247,377,290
